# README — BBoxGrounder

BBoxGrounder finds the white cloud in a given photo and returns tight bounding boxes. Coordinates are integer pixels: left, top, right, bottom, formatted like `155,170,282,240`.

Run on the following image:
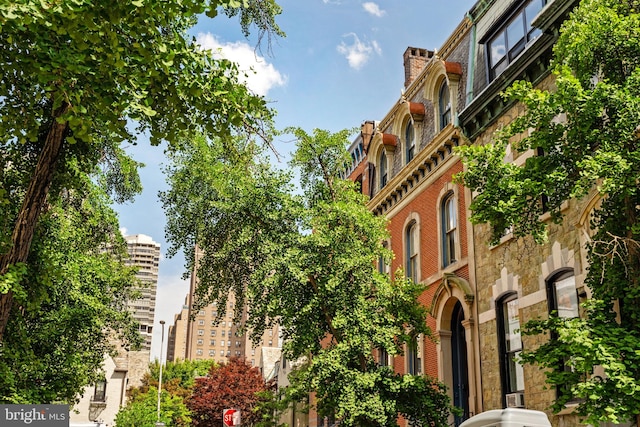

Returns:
196,33,287,97
337,34,382,70
119,227,128,236
362,2,385,17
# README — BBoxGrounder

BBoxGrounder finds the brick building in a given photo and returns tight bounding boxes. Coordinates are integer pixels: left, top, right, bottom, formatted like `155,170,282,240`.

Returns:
343,1,599,426
343,16,477,426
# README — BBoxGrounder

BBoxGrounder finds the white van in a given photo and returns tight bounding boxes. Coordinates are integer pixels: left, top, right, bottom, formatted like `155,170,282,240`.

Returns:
459,408,551,427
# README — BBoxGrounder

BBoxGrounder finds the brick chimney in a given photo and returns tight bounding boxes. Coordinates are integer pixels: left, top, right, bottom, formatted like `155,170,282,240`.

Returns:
403,47,433,88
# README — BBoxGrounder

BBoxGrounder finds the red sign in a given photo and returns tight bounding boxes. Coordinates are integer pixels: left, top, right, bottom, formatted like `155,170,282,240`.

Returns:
223,409,240,427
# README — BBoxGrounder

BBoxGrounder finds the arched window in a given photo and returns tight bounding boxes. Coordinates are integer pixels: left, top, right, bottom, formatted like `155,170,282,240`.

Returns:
546,269,580,401
497,293,524,405
405,121,415,163
441,192,457,267
547,270,579,319
439,81,451,129
405,221,418,283
379,150,388,189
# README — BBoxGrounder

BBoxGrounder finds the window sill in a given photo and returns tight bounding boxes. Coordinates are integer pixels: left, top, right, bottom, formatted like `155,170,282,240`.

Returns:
556,402,579,416
490,230,515,250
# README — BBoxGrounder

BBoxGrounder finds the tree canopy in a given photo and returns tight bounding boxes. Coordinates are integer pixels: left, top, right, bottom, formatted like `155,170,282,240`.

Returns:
161,130,454,427
115,386,192,427
456,0,640,424
117,359,216,427
0,179,142,403
0,0,283,339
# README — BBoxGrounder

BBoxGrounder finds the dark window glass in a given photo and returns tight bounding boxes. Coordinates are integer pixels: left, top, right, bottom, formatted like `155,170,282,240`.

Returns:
487,0,545,80
93,380,106,402
441,193,457,267
547,270,581,400
378,242,389,275
406,122,415,163
407,337,421,374
439,82,451,129
405,221,418,283
497,294,524,400
380,150,387,189
378,348,389,367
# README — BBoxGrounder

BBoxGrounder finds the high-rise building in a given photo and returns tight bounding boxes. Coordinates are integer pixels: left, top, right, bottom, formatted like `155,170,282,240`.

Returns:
167,249,281,373
124,234,161,352
167,296,189,362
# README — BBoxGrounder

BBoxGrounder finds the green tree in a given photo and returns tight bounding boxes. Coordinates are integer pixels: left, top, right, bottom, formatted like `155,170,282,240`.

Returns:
115,386,191,427
129,359,217,401
0,0,283,340
456,0,640,424
161,131,454,427
0,179,142,403
118,359,215,427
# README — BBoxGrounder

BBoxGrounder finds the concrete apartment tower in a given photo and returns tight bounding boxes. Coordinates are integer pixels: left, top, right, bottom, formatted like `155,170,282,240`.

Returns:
125,234,161,351
167,247,281,377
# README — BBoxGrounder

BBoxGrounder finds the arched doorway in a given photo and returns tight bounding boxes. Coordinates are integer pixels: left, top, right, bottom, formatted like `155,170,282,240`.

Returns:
451,301,469,426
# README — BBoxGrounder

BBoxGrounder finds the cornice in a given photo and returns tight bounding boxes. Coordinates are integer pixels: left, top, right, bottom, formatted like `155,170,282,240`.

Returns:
368,125,461,216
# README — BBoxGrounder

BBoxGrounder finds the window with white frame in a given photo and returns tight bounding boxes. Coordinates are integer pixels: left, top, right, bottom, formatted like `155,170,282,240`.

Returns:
497,293,524,400
405,221,419,283
378,241,390,275
441,192,457,267
546,269,580,400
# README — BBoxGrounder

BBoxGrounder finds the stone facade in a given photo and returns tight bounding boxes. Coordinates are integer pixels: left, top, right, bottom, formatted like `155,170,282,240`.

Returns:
460,0,584,425
70,347,150,427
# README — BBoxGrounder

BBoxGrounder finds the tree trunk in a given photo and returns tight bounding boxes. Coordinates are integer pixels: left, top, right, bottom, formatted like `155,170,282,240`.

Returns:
0,103,69,342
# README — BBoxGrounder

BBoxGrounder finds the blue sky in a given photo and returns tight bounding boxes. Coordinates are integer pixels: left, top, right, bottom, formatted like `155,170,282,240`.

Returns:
115,0,477,360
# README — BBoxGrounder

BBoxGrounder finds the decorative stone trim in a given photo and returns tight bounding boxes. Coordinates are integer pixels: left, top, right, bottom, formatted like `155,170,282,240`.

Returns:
368,126,460,215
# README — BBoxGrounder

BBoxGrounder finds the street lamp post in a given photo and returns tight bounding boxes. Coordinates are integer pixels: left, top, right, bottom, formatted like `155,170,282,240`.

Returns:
156,320,166,427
